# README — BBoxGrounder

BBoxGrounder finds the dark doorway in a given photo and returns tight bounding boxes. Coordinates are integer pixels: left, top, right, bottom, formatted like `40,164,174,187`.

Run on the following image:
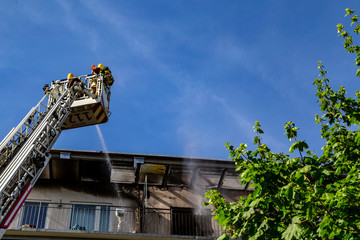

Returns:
171,207,212,236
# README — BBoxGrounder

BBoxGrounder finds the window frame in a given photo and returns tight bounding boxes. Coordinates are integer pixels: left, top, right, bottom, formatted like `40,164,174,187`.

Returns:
19,201,50,229
69,203,111,232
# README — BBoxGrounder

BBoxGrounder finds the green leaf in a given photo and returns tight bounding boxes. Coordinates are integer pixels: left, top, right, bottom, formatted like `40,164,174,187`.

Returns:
285,186,294,200
300,165,312,173
289,142,296,153
282,216,303,240
337,24,344,33
216,211,229,226
356,68,360,77
239,169,250,180
298,141,309,152
217,234,229,240
322,169,332,176
307,205,314,220
345,8,355,17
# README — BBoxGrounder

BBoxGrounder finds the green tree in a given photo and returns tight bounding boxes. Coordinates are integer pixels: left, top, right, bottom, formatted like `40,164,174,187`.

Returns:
205,9,360,240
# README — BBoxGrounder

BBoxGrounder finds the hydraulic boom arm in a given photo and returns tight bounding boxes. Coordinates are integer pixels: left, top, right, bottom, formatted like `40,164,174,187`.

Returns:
0,73,112,238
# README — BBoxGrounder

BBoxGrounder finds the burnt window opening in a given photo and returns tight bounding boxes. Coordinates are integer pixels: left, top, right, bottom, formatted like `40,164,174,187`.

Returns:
171,207,212,236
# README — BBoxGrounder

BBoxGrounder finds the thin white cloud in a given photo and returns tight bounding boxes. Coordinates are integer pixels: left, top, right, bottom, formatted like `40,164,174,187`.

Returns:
211,95,253,134
55,0,101,53
212,94,288,152
210,36,312,101
79,0,152,59
53,1,288,157
70,1,285,157
19,2,47,25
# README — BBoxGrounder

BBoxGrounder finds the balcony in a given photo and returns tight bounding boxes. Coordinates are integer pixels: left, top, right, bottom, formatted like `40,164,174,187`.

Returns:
5,202,232,240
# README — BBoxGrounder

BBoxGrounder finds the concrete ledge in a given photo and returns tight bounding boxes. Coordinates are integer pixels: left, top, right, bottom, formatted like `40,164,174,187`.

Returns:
4,229,216,240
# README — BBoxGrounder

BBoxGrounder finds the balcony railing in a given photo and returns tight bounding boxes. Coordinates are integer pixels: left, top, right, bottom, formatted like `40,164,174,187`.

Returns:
7,202,235,239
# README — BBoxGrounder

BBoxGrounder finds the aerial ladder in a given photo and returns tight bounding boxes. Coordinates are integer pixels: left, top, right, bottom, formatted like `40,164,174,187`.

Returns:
0,72,113,238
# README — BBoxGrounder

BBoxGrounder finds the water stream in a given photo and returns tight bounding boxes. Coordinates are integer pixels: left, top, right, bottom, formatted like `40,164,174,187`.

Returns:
95,125,121,197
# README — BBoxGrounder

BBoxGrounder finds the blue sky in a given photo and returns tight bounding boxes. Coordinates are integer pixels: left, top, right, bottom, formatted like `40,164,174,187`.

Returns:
1,0,359,159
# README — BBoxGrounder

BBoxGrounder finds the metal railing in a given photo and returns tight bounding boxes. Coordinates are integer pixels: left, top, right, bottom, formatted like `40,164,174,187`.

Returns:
8,202,229,238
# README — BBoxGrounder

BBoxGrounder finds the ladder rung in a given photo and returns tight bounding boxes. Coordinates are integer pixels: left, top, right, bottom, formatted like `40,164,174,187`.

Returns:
46,119,57,128
36,140,48,150
40,102,49,109
14,131,25,138
33,109,42,115
20,166,34,178
34,147,45,156
47,125,56,132
24,122,34,130
1,190,10,198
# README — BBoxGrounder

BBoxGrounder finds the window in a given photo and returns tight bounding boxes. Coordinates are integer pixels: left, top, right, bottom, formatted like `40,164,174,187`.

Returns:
171,207,212,236
20,202,48,229
99,206,110,232
70,205,95,231
70,204,110,232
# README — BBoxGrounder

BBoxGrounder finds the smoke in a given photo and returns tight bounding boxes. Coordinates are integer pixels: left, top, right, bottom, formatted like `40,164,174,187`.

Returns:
95,125,121,197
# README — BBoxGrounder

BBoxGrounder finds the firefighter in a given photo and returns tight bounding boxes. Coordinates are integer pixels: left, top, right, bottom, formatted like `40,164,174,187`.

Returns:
101,66,114,106
90,64,114,94
67,73,74,88
98,63,104,72
89,77,97,94
91,63,104,75
103,66,114,86
67,73,82,89
90,64,103,94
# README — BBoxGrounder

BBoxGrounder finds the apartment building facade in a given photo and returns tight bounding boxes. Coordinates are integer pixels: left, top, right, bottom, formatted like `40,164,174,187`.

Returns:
4,149,251,240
